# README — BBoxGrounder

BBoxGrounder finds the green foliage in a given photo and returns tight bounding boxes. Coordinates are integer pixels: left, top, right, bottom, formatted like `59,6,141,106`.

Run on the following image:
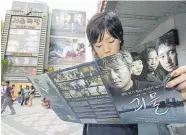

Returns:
1,19,4,34
1,58,13,75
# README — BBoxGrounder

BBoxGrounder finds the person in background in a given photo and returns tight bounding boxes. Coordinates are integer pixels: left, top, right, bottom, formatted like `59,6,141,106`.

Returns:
21,85,30,106
41,97,50,109
1,81,16,115
28,85,35,107
85,11,186,135
1,82,6,106
17,85,23,103
11,84,16,102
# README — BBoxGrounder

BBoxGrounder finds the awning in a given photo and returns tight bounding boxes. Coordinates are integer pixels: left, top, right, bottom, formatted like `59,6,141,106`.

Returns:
100,1,186,49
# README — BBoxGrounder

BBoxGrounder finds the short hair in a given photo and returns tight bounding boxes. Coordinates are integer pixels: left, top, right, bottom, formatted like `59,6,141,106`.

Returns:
86,11,124,49
156,31,176,53
6,81,10,84
26,85,29,89
97,53,130,70
43,69,48,73
131,52,141,61
141,47,156,61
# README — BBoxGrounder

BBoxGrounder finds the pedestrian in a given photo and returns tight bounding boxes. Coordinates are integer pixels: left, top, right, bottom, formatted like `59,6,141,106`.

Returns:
1,82,6,106
28,85,35,107
11,84,16,102
21,85,30,106
1,81,16,115
17,85,23,103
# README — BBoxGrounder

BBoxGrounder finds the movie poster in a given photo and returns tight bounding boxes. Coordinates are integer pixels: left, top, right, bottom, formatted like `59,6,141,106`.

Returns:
48,37,86,67
51,9,86,37
6,56,38,66
96,29,186,123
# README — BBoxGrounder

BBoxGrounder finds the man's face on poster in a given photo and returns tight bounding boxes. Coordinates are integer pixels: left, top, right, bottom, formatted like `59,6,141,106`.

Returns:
102,65,132,90
158,44,177,72
147,50,159,72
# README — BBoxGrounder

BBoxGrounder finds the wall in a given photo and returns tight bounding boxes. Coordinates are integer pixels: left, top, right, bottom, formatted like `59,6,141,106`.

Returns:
138,13,186,67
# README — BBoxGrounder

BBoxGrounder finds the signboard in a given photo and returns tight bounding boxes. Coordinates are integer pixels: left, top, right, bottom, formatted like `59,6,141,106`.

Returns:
51,9,86,37
48,37,85,66
10,16,41,29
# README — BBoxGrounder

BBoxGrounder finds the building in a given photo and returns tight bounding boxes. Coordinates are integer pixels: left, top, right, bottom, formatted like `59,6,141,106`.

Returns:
1,1,49,96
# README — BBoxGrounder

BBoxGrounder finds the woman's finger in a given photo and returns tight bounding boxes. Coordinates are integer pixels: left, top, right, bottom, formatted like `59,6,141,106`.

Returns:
170,65,186,77
176,81,186,91
180,88,186,100
166,73,186,88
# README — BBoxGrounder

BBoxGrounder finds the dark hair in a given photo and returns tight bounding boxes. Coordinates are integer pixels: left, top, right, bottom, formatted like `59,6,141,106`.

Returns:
86,11,124,50
6,81,10,84
26,85,29,89
141,47,156,62
12,84,15,87
31,85,34,89
156,32,176,54
131,52,141,61
43,69,48,73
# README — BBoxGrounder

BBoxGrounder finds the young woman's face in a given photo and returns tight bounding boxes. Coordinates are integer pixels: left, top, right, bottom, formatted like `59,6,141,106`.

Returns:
131,60,143,75
93,31,120,58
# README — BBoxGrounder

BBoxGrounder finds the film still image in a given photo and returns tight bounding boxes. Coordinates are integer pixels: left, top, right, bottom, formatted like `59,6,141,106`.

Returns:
61,69,84,81
70,79,87,90
52,69,84,83
87,86,108,96
79,64,98,77
84,76,103,87
57,82,69,91
69,88,91,98
62,91,72,98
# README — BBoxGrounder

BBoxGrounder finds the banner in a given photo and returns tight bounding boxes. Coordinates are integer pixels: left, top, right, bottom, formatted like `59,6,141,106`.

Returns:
48,37,85,66
51,9,86,37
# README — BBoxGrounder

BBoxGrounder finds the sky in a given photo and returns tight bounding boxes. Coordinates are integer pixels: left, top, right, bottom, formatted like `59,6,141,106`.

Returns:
0,0,99,20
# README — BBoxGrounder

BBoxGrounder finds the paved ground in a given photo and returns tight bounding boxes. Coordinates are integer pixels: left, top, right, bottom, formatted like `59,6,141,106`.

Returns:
1,98,83,135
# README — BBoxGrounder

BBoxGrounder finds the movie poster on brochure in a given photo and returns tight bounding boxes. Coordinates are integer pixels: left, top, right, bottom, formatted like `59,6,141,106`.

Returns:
48,37,85,68
46,61,121,124
51,9,86,37
96,29,186,124
27,74,80,123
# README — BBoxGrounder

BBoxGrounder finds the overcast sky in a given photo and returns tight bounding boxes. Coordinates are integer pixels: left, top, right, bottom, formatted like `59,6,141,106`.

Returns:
0,0,99,20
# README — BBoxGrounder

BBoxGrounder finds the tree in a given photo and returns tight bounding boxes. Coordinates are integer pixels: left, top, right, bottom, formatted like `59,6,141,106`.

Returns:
1,58,13,75
1,19,4,35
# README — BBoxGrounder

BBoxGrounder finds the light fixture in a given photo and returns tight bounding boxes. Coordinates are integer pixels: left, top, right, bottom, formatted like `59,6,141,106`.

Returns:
123,26,140,30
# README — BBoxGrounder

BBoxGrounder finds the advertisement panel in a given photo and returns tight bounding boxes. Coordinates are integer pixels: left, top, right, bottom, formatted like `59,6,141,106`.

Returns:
51,9,86,37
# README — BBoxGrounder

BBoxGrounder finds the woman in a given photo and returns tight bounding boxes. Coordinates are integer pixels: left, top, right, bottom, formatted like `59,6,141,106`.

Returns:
130,52,147,81
17,85,23,104
28,86,35,107
21,85,30,106
84,11,186,135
